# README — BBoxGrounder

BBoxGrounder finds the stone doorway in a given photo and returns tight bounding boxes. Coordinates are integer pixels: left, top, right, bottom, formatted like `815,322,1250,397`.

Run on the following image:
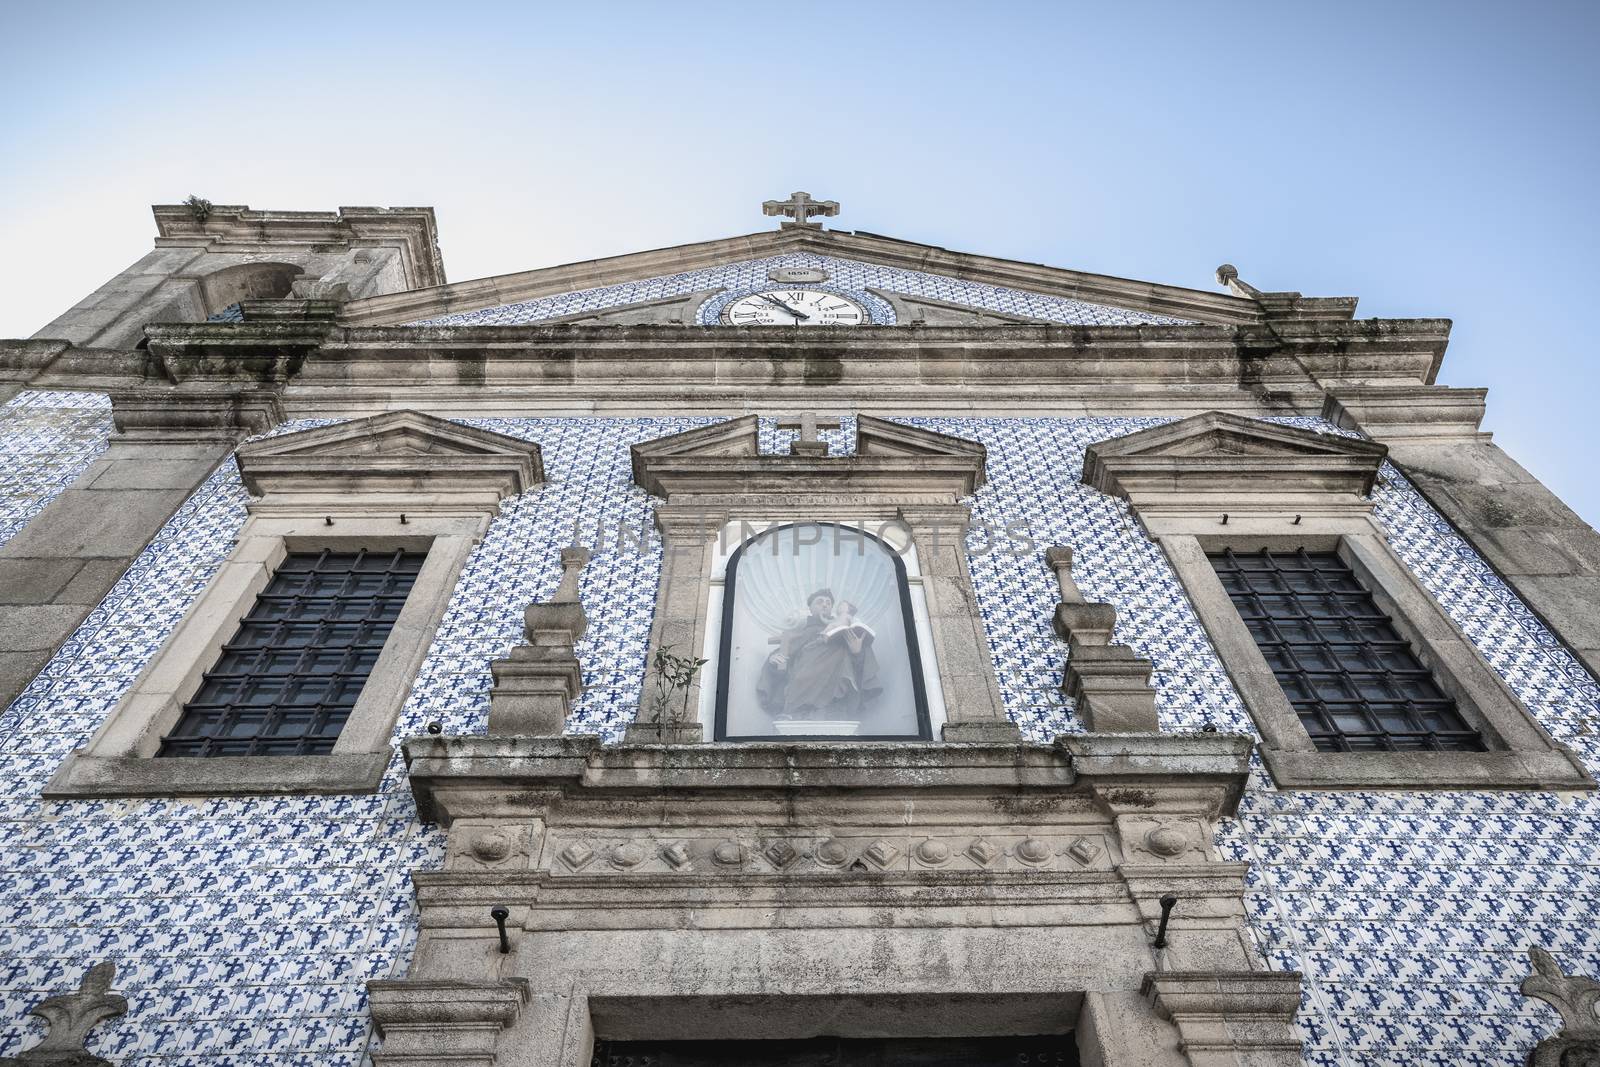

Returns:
591,1034,1080,1066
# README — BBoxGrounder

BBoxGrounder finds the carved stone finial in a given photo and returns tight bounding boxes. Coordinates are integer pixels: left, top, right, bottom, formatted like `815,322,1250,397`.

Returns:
1045,545,1159,732
762,191,839,230
1522,946,1600,1067
5,961,127,1066
486,548,594,736
523,546,591,645
1214,263,1263,299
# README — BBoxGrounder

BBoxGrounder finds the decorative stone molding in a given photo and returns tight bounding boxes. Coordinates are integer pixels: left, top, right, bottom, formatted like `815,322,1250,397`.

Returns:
152,203,445,290
626,415,1013,743
341,225,1258,328
0,962,127,1067
630,413,986,503
1081,411,1594,792
1047,545,1160,732
388,731,1270,1064
1321,384,1491,443
1141,971,1304,1065
367,978,530,1066
46,411,539,798
1521,946,1600,1067
488,547,592,736
1082,410,1389,512
235,409,543,510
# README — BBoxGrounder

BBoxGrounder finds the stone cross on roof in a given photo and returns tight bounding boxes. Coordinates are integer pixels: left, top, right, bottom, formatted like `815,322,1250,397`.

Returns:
763,191,839,230
776,413,843,456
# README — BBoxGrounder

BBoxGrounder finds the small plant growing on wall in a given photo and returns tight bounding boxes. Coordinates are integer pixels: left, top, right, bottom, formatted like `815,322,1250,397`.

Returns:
648,645,708,725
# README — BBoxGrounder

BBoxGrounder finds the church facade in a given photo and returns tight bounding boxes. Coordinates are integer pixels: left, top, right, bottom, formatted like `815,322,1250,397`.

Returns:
1,194,1598,1066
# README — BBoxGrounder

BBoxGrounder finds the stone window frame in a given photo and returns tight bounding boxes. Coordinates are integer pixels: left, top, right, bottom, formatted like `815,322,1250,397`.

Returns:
697,518,949,742
45,411,541,798
626,414,1014,745
1083,411,1594,791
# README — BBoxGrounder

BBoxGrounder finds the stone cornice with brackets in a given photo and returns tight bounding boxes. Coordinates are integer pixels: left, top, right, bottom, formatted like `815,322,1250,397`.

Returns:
235,409,543,513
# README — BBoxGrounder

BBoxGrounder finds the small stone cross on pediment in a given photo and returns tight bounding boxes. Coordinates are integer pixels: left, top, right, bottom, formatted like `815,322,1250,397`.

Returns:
776,413,843,456
763,191,839,230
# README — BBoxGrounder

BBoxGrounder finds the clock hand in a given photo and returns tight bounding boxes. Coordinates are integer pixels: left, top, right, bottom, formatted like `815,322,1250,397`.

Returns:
756,293,811,321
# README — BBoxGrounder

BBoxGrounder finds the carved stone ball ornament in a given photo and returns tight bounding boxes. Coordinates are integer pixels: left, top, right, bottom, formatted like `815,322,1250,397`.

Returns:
815,838,850,867
1015,838,1053,865
712,841,746,867
609,843,646,870
470,829,513,864
1143,825,1190,858
914,839,952,866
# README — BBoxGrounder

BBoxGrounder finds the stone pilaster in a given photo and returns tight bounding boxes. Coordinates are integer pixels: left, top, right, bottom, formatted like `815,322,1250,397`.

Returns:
1325,386,1600,684
1047,545,1161,732
901,504,1019,742
624,506,724,744
488,548,591,736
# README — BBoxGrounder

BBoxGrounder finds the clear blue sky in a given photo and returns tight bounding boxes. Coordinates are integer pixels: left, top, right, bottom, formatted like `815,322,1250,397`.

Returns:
3,1,1597,521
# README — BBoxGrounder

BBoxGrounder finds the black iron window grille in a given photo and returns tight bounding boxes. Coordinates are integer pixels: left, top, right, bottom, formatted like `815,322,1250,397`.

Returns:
1209,548,1486,754
157,548,425,757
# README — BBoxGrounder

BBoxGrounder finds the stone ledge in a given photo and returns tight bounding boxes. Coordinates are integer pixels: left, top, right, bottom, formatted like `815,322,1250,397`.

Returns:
42,751,392,798
1259,743,1596,792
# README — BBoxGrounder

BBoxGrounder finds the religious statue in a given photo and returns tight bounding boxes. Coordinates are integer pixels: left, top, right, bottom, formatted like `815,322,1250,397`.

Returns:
757,588,882,724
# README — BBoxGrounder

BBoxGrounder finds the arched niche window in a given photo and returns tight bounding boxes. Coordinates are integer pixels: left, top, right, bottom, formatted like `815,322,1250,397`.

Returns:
715,522,933,741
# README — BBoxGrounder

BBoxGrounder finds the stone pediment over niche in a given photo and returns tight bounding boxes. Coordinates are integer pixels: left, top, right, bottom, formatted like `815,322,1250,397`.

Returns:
631,414,986,502
343,228,1257,329
1082,411,1389,501
236,410,543,501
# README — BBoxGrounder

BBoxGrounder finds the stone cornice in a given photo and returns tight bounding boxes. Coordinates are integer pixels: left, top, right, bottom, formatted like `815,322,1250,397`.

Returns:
152,203,445,289
399,735,1253,824
630,413,986,501
1322,384,1491,443
235,409,543,507
1082,410,1390,503
339,227,1264,327
11,318,1457,419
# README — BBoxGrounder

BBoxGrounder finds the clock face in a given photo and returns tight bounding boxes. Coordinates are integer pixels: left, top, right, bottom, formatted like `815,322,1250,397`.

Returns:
721,289,866,326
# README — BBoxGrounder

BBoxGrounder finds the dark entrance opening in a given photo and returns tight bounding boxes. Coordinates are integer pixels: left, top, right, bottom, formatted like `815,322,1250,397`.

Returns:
592,1034,1079,1066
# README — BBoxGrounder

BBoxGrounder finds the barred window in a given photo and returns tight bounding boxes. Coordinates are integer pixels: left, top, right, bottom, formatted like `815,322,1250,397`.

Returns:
157,548,425,757
1209,548,1485,753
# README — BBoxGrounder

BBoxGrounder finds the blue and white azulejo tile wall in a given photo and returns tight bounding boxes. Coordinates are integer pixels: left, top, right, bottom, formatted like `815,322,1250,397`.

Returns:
411,253,1192,328
0,391,113,551
0,413,1597,1066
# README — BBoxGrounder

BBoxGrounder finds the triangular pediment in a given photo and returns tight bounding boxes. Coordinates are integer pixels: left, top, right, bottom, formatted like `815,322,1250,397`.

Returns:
342,227,1260,330
237,410,543,500
631,415,985,501
1082,412,1388,500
